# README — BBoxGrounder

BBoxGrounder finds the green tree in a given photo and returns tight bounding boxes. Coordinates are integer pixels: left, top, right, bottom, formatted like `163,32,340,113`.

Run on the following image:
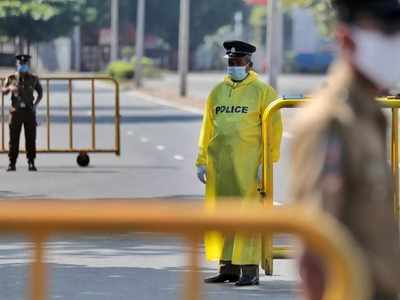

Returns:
0,0,97,53
117,0,245,50
284,0,335,35
249,0,335,37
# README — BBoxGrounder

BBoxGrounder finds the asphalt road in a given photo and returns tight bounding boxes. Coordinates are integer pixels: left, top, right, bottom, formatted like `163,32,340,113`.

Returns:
0,74,320,300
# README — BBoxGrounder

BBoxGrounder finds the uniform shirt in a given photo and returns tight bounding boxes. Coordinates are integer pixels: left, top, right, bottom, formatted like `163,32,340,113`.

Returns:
291,62,400,293
4,73,42,110
196,70,282,168
196,71,283,264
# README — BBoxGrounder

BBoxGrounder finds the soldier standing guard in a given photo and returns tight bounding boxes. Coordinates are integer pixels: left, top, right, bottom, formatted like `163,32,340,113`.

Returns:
2,54,43,171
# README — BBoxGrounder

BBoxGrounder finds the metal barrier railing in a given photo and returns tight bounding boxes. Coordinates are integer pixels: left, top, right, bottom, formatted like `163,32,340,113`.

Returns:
0,200,371,300
0,77,121,166
261,96,400,274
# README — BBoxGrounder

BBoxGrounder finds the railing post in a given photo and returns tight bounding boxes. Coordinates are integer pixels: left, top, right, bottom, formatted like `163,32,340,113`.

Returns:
1,78,4,151
31,234,47,300
262,99,308,275
91,79,96,150
46,80,50,151
114,79,121,156
184,236,201,300
68,79,73,150
392,108,399,217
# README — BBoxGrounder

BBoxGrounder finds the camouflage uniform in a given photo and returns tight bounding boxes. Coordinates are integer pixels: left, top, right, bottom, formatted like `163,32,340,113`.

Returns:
4,72,42,166
291,62,400,300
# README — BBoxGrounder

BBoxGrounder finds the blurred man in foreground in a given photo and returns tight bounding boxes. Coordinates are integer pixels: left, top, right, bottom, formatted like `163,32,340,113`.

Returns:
291,1,400,299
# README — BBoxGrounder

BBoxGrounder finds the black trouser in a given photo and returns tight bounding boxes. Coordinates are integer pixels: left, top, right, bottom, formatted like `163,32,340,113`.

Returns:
8,109,36,163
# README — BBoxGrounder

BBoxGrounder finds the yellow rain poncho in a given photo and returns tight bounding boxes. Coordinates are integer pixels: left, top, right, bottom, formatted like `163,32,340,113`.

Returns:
196,71,282,265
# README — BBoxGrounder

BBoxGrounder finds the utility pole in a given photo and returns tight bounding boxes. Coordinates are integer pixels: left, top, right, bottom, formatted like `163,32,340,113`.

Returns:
178,0,190,97
266,0,282,90
73,26,81,71
110,0,119,62
135,0,146,88
234,11,243,40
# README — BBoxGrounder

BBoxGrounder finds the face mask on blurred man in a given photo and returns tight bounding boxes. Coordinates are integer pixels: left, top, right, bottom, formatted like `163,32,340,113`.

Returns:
352,27,400,90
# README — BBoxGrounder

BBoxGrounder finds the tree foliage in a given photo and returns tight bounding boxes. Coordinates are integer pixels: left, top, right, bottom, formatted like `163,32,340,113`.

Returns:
0,0,97,44
114,0,245,50
285,0,335,35
1,0,246,51
250,0,335,36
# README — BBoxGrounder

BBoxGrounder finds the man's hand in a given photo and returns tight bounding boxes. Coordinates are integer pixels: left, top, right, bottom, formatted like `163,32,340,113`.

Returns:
197,165,207,184
2,85,16,95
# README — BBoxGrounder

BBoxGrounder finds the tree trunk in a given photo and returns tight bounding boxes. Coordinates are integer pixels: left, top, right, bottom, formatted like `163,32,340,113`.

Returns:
27,40,31,55
18,37,24,54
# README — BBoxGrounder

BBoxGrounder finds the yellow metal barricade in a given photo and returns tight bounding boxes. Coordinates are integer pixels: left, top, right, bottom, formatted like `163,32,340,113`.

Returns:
0,200,371,300
261,96,400,274
0,77,121,166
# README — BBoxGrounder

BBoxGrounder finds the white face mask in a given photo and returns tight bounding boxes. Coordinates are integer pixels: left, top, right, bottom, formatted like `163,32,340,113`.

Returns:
352,28,400,90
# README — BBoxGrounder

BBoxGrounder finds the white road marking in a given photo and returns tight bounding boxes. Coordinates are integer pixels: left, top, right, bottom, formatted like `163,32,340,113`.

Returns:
174,155,184,161
156,145,165,151
140,137,149,143
128,90,203,115
127,130,133,136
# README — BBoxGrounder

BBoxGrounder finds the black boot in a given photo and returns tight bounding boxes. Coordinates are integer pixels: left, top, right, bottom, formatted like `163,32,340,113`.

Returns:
28,160,37,172
7,162,16,172
204,261,240,284
235,265,259,286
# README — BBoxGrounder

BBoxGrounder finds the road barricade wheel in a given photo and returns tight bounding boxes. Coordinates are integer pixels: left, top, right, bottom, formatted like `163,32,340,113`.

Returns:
77,152,90,167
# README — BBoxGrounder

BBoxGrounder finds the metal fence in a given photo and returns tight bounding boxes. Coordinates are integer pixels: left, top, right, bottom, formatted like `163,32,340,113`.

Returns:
261,96,400,274
0,200,371,300
0,77,121,166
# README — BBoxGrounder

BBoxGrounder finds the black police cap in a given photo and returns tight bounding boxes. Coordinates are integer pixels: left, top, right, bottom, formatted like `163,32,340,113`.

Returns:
333,0,400,32
223,40,256,58
15,54,31,63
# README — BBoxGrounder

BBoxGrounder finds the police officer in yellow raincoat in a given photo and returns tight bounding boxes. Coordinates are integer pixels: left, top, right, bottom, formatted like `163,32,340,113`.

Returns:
196,40,283,286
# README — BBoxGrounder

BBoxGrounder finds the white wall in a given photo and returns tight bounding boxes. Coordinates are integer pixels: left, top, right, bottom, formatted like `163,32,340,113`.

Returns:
291,8,320,53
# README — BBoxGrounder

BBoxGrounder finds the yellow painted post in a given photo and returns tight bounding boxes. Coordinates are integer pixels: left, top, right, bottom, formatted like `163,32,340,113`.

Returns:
261,97,400,273
91,79,96,150
262,112,274,275
46,80,50,151
184,236,201,300
1,79,4,151
262,99,307,275
68,79,73,150
114,79,121,156
31,234,47,300
392,108,399,217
